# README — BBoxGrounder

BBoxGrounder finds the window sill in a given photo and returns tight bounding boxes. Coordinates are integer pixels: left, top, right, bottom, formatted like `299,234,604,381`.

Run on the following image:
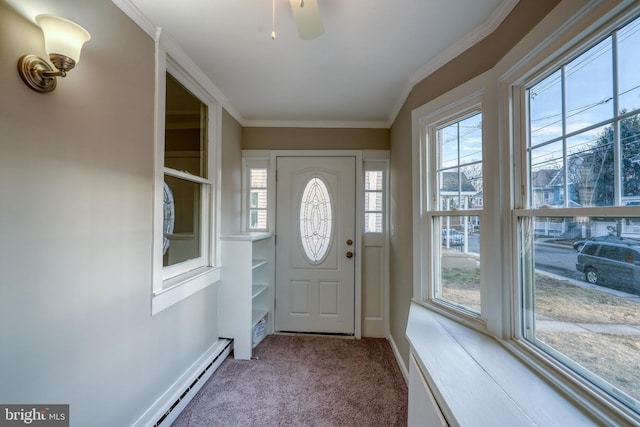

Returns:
405,302,603,426
152,266,221,315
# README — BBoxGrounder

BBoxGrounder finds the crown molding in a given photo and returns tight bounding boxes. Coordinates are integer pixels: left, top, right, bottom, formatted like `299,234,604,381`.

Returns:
243,120,390,129
111,0,157,39
113,0,517,130
111,0,245,125
388,0,519,125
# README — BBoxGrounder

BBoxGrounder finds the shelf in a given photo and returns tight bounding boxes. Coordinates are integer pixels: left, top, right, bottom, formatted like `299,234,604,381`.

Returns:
252,259,268,269
252,284,268,299
252,308,269,327
219,232,273,360
220,232,273,242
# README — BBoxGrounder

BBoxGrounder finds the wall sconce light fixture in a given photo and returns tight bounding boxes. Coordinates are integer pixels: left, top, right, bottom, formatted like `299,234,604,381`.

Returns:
18,14,91,93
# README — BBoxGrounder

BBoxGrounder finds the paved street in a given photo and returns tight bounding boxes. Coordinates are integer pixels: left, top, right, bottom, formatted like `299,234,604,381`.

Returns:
449,233,640,301
533,242,583,281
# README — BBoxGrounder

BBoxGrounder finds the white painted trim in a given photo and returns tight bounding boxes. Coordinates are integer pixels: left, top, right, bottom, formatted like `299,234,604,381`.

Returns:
362,158,390,338
152,267,221,315
150,31,224,314
132,339,232,427
411,70,493,329
362,150,390,161
243,120,390,129
409,0,518,87
388,0,519,124
388,333,408,384
111,1,244,126
113,0,517,130
270,150,364,338
242,158,271,232
406,303,604,426
111,0,157,39
503,340,640,426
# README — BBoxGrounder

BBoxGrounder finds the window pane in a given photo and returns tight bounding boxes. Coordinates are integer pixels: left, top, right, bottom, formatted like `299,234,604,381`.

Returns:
522,216,640,405
439,124,459,169
617,17,640,113
299,177,333,264
458,115,482,165
435,216,481,313
365,213,382,233
249,168,268,230
437,113,482,211
365,171,383,191
250,189,267,209
529,70,563,146
461,163,483,198
165,73,208,178
530,141,564,208
163,175,202,267
365,191,382,211
566,124,613,207
250,168,268,188
621,114,640,202
250,209,267,230
565,37,613,132
439,170,477,210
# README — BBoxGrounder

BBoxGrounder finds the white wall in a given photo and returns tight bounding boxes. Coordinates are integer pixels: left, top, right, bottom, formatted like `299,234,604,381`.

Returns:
0,1,227,425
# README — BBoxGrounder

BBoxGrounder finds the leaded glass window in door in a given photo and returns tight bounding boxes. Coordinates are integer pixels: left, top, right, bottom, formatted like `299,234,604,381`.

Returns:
299,177,333,264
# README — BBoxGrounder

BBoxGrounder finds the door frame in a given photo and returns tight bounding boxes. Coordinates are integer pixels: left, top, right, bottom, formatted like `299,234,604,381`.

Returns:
270,150,363,338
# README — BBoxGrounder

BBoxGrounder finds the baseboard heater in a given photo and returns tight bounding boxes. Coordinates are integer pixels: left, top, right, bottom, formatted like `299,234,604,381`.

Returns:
154,340,232,427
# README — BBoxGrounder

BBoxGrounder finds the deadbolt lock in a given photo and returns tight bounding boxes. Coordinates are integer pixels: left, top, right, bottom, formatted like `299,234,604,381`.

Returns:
346,239,353,246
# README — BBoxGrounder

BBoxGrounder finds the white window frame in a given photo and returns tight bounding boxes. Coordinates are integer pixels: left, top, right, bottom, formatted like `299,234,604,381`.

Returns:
243,158,270,232
499,1,640,423
363,164,386,234
411,1,640,424
151,32,222,315
412,71,491,328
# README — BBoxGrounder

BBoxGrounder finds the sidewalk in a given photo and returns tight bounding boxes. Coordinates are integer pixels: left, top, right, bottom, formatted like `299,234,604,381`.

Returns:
536,319,640,336
536,269,640,304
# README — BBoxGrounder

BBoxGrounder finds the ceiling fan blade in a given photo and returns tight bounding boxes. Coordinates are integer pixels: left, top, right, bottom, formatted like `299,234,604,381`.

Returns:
289,0,324,40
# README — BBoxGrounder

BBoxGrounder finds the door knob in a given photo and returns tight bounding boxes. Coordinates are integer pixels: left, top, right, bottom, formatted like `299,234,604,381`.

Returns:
346,251,353,259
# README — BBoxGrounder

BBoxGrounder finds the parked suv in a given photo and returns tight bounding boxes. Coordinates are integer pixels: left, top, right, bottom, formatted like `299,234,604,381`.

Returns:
572,235,639,252
575,241,640,293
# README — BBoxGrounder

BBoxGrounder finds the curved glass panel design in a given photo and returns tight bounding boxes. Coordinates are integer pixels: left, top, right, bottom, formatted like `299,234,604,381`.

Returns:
300,177,333,264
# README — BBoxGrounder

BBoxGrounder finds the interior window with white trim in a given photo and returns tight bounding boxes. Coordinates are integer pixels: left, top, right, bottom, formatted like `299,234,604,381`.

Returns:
429,110,483,315
151,46,220,314
517,13,640,411
163,72,210,272
248,168,268,230
364,170,384,233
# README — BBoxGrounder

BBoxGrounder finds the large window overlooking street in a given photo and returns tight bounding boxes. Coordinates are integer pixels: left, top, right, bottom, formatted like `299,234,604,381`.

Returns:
431,112,483,314
519,13,640,412
528,16,640,208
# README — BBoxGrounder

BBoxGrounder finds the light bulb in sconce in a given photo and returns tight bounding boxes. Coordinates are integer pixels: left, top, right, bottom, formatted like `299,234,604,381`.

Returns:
17,14,91,93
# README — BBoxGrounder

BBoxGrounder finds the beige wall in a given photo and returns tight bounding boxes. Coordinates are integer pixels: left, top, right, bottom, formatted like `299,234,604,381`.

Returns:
221,109,243,233
242,127,389,150
388,0,562,368
0,1,231,425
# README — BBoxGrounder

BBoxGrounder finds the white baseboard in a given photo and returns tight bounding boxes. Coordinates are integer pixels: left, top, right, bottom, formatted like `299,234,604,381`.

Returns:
132,338,232,427
388,334,408,384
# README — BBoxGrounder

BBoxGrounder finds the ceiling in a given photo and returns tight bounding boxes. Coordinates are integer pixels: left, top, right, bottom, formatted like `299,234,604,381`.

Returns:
18,0,520,127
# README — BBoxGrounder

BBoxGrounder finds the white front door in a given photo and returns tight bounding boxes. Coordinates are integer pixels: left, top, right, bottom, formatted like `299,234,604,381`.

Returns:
275,156,355,334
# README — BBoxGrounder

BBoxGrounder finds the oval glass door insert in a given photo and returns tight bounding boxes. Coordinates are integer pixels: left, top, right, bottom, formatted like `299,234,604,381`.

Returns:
299,176,333,264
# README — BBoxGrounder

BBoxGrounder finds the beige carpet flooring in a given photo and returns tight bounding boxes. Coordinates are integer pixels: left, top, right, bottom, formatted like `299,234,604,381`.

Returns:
171,334,408,426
